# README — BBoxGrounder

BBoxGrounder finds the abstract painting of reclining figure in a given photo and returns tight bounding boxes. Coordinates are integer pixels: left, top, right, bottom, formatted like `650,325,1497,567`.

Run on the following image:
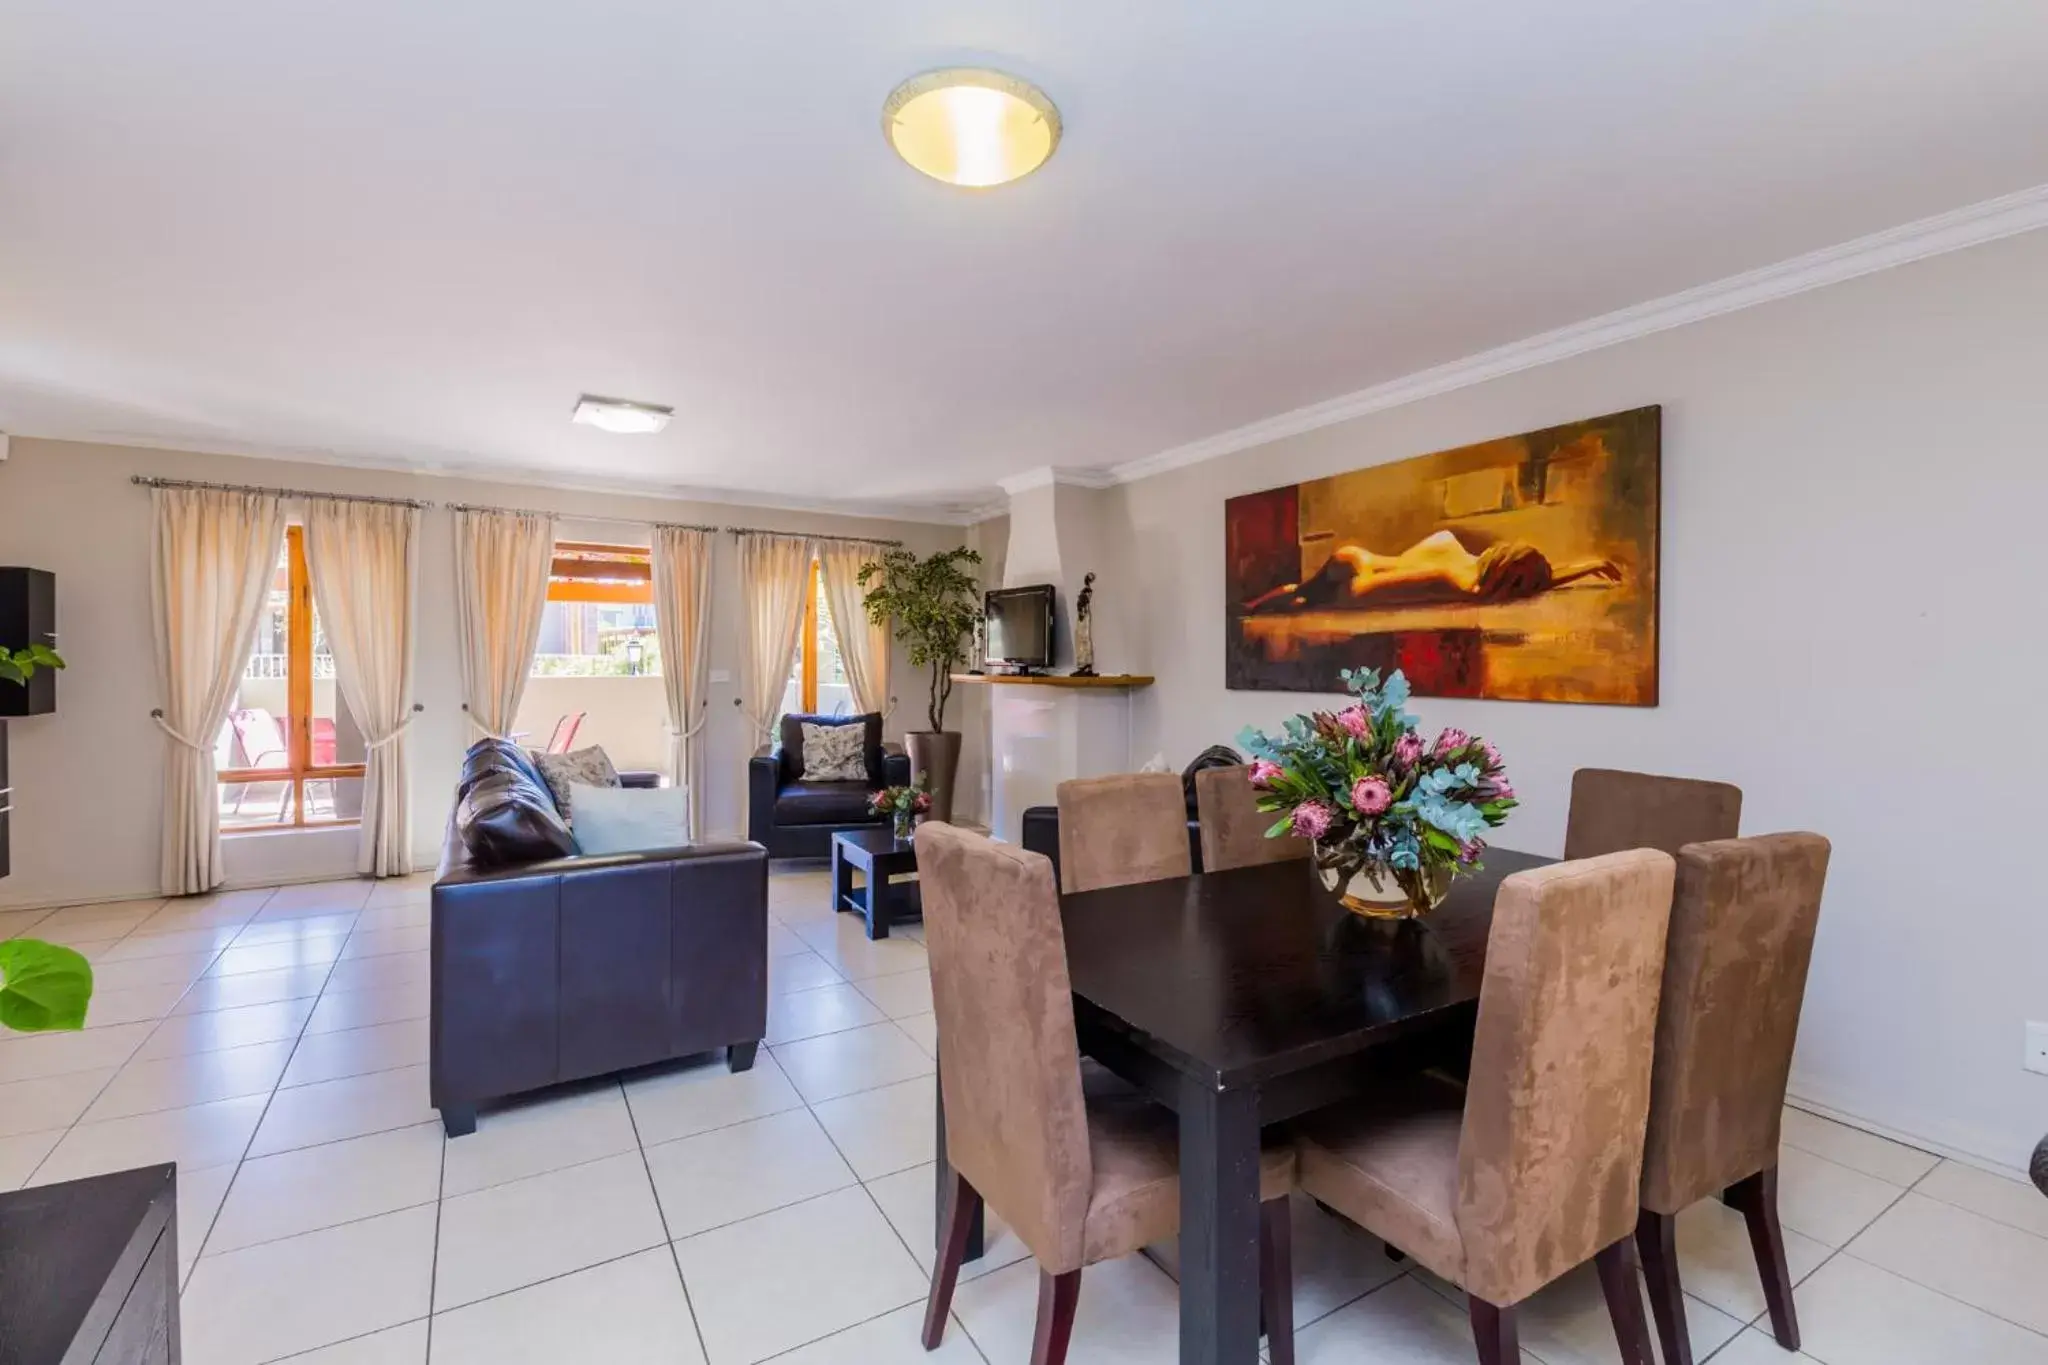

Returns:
1225,406,1660,705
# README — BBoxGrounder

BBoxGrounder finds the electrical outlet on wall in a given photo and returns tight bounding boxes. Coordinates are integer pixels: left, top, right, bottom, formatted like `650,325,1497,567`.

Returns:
2027,1021,2048,1076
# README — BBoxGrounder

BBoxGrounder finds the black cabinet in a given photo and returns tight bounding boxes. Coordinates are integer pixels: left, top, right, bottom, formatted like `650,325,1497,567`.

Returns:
0,568,58,717
0,1165,180,1365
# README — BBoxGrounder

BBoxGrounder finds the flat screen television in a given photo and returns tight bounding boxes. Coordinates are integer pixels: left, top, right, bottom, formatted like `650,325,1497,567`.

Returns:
985,584,1055,671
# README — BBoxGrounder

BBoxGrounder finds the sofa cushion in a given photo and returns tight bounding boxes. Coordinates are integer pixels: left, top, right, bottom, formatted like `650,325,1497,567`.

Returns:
531,745,620,821
456,763,576,866
777,712,882,787
774,781,879,826
569,781,691,855
798,721,869,782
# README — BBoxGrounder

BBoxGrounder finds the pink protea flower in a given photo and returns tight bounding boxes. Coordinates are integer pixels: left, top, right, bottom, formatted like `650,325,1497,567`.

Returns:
1434,727,1470,755
1350,776,1393,816
1459,838,1487,865
1291,800,1336,842
1489,778,1515,801
1392,732,1425,768
1481,740,1504,771
1336,705,1372,740
1248,758,1284,787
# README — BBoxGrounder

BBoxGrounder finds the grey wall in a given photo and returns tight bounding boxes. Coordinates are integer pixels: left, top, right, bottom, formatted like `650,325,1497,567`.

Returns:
1113,228,2048,1172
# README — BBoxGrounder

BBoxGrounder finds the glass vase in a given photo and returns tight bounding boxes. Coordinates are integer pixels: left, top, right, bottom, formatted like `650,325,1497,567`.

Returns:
892,809,916,843
1314,850,1452,921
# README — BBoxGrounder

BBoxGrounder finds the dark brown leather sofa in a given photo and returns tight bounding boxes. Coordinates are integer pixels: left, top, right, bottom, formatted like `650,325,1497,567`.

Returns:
431,739,769,1137
746,711,911,859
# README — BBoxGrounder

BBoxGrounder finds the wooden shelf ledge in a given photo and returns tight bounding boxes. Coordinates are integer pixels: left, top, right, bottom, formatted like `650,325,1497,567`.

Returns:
949,673,1154,689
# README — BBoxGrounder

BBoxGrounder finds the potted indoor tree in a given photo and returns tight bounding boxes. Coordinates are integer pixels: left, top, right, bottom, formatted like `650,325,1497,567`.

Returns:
858,546,982,824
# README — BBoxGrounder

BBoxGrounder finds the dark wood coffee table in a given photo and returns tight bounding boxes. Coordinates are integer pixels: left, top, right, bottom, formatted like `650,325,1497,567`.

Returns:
830,827,922,939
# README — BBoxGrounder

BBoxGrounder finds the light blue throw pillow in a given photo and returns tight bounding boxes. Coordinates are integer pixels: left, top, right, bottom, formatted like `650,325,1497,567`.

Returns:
568,781,691,855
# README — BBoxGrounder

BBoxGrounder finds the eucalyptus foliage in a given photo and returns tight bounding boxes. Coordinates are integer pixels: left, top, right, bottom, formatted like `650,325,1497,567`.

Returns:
858,546,983,732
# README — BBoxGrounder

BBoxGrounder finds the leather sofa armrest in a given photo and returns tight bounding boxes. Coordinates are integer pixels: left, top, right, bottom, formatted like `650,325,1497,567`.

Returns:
882,751,912,788
618,770,662,789
748,754,780,845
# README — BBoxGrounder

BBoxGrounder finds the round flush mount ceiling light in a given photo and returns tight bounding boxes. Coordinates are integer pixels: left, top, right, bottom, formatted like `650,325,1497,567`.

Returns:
882,68,1061,189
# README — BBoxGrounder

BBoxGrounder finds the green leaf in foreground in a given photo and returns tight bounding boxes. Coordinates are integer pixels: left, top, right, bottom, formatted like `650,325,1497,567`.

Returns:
0,939,95,1032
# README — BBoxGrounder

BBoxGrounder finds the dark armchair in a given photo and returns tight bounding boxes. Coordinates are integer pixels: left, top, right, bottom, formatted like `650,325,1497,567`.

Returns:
747,711,911,859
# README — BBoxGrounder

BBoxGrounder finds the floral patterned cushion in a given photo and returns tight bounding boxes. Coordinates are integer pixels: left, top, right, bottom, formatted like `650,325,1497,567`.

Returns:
799,722,869,782
530,745,620,821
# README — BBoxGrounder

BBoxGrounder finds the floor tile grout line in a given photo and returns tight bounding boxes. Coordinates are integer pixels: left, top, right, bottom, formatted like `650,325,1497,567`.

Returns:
423,1093,447,1358
621,1076,716,1365
17,890,281,1190
1828,1247,2048,1344
184,900,357,1274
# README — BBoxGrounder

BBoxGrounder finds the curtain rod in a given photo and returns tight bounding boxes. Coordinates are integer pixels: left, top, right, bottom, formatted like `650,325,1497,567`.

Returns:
446,501,723,535
727,525,903,548
131,475,434,510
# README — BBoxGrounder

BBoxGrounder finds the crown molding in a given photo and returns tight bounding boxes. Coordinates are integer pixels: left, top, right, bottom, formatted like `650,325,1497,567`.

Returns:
29,426,988,526
997,464,1121,496
1109,181,2048,486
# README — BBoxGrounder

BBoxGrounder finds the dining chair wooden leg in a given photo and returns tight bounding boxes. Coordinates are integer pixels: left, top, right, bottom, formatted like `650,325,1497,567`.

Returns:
1635,1209,1691,1365
1259,1198,1296,1365
1728,1165,1801,1351
1468,1296,1519,1365
923,1171,982,1349
1594,1236,1657,1365
1029,1268,1083,1365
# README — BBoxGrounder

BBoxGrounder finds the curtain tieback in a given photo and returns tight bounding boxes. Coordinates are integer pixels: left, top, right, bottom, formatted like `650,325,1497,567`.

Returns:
365,703,426,751
462,704,513,743
665,701,710,742
149,709,206,750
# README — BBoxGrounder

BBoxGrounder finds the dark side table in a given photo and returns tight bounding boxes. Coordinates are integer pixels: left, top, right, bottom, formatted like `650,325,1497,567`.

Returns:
830,827,921,939
0,1164,180,1365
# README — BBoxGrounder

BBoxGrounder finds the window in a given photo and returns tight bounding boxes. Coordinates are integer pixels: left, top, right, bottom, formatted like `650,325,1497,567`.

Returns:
532,542,661,677
217,526,366,829
780,558,851,718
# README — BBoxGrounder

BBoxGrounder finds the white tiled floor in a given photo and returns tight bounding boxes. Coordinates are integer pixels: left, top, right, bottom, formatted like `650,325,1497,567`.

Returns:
5,864,2047,1364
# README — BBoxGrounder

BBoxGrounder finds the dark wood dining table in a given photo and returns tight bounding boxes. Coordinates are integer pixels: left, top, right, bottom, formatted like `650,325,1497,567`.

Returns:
933,846,1552,1365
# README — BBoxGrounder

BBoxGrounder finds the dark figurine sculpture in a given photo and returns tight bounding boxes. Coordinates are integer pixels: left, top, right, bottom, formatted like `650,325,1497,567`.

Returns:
1072,571,1097,676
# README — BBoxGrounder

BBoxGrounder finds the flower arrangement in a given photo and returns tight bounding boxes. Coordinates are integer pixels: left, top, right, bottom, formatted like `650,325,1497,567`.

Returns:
870,782,934,840
1237,667,1516,918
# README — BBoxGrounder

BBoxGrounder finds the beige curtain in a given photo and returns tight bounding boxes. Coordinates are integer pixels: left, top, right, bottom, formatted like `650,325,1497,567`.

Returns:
816,538,892,718
651,525,714,838
736,531,813,742
305,500,421,877
150,487,290,895
452,507,555,740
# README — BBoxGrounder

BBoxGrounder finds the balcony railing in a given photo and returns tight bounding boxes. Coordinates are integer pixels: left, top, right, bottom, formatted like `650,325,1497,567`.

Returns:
243,653,337,681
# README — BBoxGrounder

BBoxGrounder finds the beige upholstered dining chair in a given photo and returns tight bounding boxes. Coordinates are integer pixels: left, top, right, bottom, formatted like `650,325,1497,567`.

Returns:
1194,765,1309,872
914,823,1298,1365
1056,771,1191,894
1636,833,1832,1365
1563,767,1742,860
1293,850,1677,1365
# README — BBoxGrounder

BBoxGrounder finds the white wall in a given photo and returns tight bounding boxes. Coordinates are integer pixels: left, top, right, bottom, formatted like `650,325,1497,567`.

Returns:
0,439,969,906
512,676,670,775
1115,229,2048,1172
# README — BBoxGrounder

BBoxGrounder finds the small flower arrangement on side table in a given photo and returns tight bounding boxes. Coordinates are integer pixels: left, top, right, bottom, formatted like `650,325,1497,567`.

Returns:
871,783,934,842
1238,667,1517,920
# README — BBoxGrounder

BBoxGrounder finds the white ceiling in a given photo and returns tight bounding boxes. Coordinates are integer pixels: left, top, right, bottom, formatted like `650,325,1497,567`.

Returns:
3,1,2046,518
